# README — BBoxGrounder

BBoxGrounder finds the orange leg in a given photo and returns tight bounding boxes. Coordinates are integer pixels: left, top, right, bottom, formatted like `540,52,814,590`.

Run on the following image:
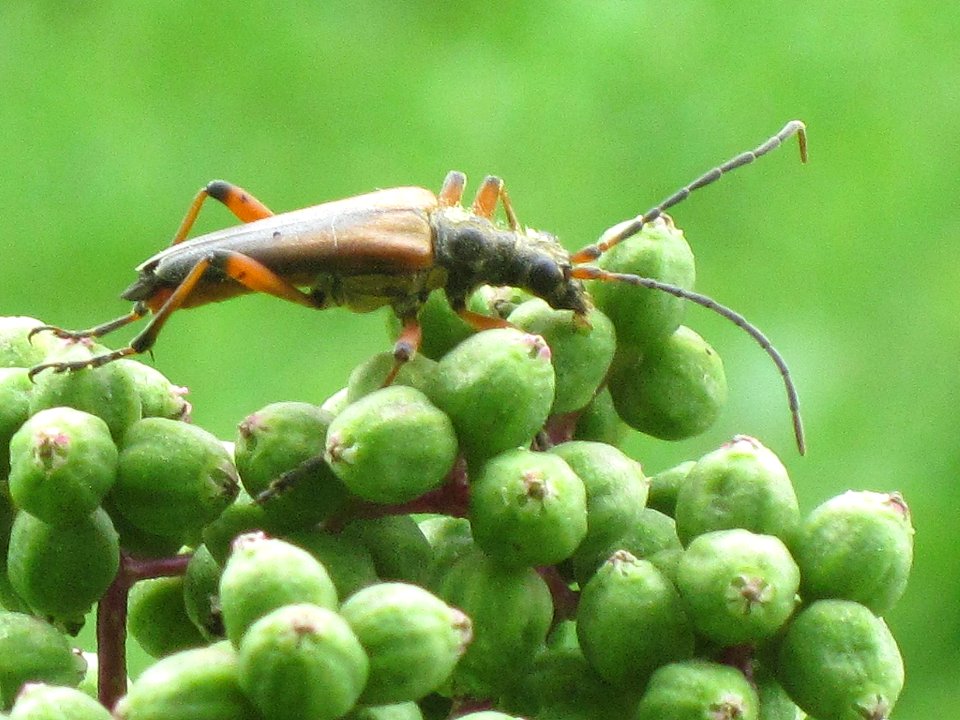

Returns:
438,171,466,207
30,250,321,376
455,308,512,332
382,315,424,386
169,180,275,246
28,304,148,347
471,175,519,230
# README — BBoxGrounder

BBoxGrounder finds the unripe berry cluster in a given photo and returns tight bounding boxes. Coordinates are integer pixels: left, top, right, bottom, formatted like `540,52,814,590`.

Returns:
0,220,910,720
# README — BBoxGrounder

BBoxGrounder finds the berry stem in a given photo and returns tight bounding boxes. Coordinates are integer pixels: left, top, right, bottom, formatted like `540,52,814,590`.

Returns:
96,552,193,709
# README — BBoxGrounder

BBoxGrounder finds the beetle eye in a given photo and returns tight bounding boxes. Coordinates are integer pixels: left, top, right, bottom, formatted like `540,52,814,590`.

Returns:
528,257,564,295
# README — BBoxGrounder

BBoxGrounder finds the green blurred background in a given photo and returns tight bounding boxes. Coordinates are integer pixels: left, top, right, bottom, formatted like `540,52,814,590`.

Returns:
1,2,957,716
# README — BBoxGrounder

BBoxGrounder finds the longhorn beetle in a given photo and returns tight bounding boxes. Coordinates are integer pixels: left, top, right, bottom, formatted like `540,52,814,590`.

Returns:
30,121,808,453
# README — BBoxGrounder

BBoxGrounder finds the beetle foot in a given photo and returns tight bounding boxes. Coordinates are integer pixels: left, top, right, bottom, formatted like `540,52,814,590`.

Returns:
28,325,91,343
27,348,133,380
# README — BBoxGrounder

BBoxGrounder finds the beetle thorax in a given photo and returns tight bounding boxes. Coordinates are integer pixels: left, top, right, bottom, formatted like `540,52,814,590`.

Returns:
432,208,590,315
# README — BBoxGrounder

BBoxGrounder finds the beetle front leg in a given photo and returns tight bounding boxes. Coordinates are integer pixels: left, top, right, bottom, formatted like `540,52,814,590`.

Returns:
169,180,275,246
438,171,467,207
471,176,520,230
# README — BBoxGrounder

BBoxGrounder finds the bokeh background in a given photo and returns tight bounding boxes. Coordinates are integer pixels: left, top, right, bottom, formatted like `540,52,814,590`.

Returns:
1,2,957,717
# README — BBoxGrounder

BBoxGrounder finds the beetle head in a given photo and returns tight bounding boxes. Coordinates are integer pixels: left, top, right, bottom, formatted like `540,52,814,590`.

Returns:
519,229,591,316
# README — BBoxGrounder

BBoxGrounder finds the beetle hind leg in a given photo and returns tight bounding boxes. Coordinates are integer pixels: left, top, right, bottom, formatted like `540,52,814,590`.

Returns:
169,180,275,246
30,250,323,378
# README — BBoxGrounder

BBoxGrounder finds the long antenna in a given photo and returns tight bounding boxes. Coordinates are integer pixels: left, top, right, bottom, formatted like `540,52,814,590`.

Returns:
570,120,807,263
571,265,805,454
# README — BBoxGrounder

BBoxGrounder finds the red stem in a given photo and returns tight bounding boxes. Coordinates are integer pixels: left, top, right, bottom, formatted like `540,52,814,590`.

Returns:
96,552,192,710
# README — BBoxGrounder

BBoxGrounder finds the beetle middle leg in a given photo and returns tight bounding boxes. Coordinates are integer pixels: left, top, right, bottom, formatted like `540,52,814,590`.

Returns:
383,314,424,386
28,303,148,347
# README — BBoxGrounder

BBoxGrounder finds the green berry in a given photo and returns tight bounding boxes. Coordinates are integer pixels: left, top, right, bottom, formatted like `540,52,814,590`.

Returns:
0,612,87,709
468,285,532,320
635,660,759,720
548,441,648,573
117,360,190,421
0,369,32,480
793,491,913,615
285,527,379,600
394,289,474,361
437,549,552,698
754,665,801,720
102,499,182,559
112,418,239,542
469,448,587,567
507,300,617,414
129,574,206,658
235,402,346,531
342,515,433,587
10,683,111,720
320,387,350,417
428,328,554,464
7,508,119,621
647,460,695,517
0,493,29,613
200,488,269,566
29,345,141,442
675,435,799,545
572,506,683,585
326,386,457,504
515,619,641,720
777,600,904,720
416,515,474,592
675,529,800,645
344,702,424,720
113,642,260,720
587,216,696,349
74,652,101,701
571,386,626,446
346,352,437,404
0,318,59,369
238,604,368,720
182,544,225,642
576,551,694,688
219,533,338,646
8,408,117,526
607,325,727,440
340,582,471,705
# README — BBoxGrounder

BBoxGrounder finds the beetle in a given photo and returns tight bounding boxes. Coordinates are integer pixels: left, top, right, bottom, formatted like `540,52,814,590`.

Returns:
29,121,807,452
